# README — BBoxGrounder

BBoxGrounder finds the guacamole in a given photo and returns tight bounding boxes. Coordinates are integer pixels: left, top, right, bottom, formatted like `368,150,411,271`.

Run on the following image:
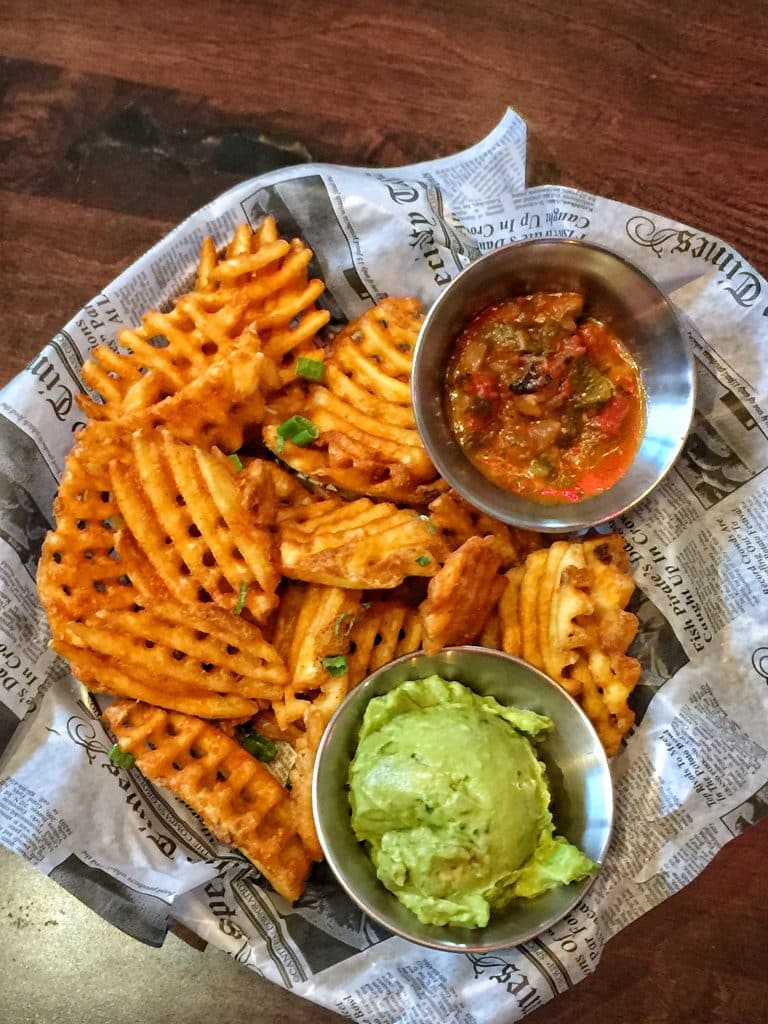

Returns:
348,675,597,928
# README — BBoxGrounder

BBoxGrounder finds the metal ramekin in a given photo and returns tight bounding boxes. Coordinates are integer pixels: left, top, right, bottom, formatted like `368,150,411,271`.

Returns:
411,239,695,532
312,647,613,952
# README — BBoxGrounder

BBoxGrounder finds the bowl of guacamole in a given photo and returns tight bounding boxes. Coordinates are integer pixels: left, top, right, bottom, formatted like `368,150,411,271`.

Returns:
312,647,613,952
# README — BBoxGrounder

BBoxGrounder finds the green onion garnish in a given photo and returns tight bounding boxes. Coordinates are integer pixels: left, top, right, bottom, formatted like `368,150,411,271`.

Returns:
237,729,277,763
233,582,247,615
415,554,431,566
276,415,319,448
420,514,437,535
229,453,244,472
321,655,348,676
295,356,325,382
108,743,135,769
333,611,355,637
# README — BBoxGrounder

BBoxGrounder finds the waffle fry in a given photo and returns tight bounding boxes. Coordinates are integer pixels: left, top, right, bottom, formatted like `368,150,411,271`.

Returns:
539,542,593,692
346,600,423,686
37,434,133,630
420,536,507,653
496,535,640,754
85,342,266,454
428,489,547,569
103,700,318,901
279,495,447,588
195,226,330,389
108,428,279,623
271,581,361,729
56,597,287,714
79,217,329,422
80,292,258,421
289,709,326,862
263,298,441,503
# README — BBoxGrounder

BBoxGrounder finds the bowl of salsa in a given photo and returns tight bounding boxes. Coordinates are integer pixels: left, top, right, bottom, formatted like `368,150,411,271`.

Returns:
412,240,695,531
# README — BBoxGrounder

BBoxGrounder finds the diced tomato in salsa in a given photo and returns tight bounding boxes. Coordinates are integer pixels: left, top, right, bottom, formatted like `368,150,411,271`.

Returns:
445,293,645,504
593,394,630,436
463,373,500,400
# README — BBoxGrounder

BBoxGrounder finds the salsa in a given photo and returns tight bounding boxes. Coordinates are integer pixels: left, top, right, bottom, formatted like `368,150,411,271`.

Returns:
446,292,644,503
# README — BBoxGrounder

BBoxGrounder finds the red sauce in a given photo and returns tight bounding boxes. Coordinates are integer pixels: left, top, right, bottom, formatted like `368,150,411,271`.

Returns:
446,292,645,504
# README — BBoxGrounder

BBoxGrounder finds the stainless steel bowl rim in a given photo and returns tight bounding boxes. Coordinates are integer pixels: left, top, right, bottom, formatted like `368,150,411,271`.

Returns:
411,238,696,532
312,646,614,952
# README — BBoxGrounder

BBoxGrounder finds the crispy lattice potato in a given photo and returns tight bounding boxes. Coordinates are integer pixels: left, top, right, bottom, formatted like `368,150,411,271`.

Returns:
37,427,287,720
496,534,640,755
263,298,441,504
278,494,447,588
79,217,329,448
103,700,319,900
108,428,280,623
428,489,548,570
420,536,507,653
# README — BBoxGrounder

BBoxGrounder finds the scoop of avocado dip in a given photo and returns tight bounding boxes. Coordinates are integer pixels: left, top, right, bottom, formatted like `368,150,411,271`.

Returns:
347,675,596,928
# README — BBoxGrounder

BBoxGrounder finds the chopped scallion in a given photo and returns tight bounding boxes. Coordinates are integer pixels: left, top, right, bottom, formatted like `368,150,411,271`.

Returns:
415,554,431,566
333,612,355,638
108,743,135,770
295,356,325,382
321,655,348,676
236,728,277,763
233,582,247,615
229,453,244,472
276,415,319,448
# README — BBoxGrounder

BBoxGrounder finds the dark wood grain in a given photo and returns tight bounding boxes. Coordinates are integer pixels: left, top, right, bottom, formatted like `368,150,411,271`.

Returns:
1,2,766,1022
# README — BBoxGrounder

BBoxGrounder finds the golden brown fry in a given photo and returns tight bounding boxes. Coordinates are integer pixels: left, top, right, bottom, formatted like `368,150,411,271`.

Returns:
428,489,548,569
279,495,447,589
37,429,136,630
67,646,261,718
108,429,279,623
289,708,327,862
493,534,640,755
582,652,641,756
519,548,547,669
79,218,329,421
57,597,287,712
85,342,266,454
541,542,593,694
103,701,318,901
346,600,423,686
497,565,524,657
271,581,361,729
193,225,330,388
582,535,639,653
420,536,506,653
80,294,258,421
263,298,440,503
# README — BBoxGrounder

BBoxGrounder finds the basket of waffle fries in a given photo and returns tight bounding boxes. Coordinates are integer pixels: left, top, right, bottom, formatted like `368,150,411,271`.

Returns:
37,217,641,906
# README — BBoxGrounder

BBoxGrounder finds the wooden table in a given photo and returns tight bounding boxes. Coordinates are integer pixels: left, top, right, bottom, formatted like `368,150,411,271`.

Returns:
1,2,766,1022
